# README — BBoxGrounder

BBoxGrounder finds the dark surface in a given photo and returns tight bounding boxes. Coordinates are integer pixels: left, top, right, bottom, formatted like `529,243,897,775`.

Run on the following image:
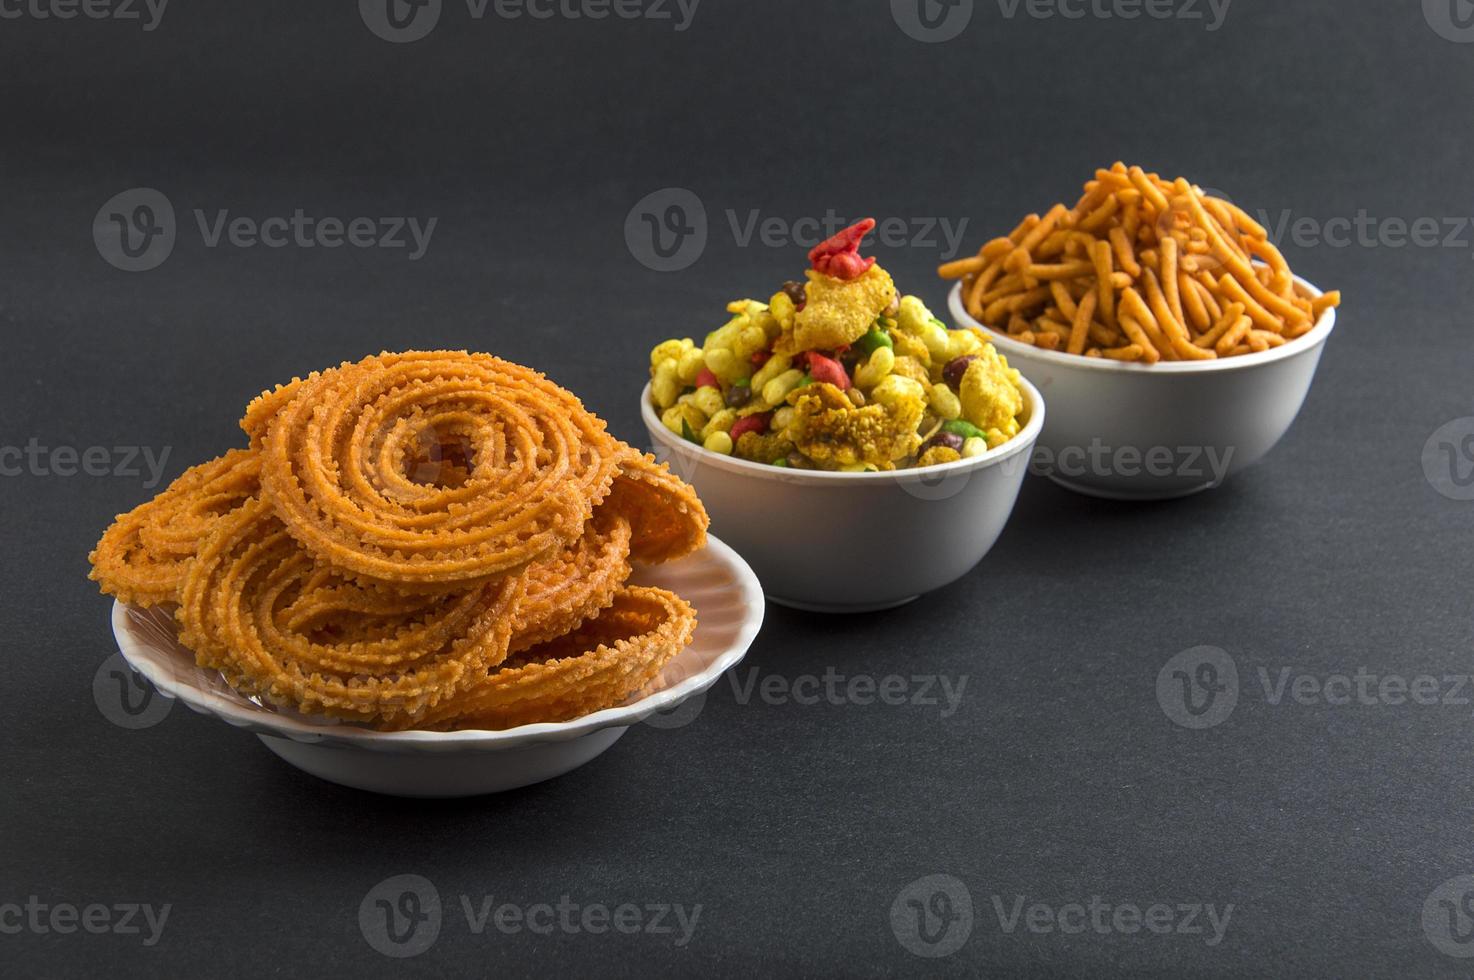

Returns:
2,1,1472,976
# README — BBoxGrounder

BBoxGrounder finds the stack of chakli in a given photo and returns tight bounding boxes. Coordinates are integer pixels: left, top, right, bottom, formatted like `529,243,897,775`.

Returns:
89,351,709,731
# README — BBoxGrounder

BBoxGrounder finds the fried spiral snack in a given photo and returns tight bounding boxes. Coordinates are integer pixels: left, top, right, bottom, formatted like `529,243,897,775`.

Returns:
510,513,633,654
177,498,523,725
241,377,307,449
416,586,697,731
260,351,621,590
90,350,708,733
602,449,710,564
89,449,260,607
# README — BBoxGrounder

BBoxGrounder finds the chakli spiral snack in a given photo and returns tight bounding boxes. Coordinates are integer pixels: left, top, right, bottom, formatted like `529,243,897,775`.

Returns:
176,498,523,725
240,377,307,449
260,351,622,590
90,350,710,731
89,449,260,607
602,449,710,564
510,513,633,654
415,586,697,731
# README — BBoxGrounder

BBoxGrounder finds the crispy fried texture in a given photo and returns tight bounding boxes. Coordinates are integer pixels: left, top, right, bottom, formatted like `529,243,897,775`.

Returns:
94,351,707,732
510,514,632,654
240,377,308,449
415,586,696,731
600,449,709,564
733,430,796,466
776,265,896,355
260,351,621,590
785,382,925,468
176,498,523,725
89,449,260,607
958,348,1024,434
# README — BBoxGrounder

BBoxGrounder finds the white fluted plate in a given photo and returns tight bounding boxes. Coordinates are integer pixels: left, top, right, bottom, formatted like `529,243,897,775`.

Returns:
110,535,763,797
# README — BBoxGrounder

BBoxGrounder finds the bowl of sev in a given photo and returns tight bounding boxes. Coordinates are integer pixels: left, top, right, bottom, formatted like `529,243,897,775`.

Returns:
941,163,1342,500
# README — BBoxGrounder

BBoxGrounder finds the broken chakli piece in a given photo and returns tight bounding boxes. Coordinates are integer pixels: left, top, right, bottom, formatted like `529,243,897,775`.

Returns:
90,350,709,731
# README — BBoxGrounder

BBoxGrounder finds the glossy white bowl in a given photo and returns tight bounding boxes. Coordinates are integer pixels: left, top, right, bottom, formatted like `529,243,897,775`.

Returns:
947,276,1337,500
110,536,764,798
641,378,1044,613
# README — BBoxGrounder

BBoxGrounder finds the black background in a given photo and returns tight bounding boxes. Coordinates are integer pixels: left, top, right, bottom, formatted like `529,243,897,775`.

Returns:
3,0,1473,976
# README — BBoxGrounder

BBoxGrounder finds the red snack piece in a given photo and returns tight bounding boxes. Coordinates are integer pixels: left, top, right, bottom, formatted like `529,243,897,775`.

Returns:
809,219,878,282
729,413,771,442
804,352,851,391
750,350,772,368
695,367,720,390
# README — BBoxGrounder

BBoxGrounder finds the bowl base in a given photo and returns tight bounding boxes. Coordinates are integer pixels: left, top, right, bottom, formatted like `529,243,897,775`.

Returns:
256,726,628,797
1047,474,1221,502
768,594,921,614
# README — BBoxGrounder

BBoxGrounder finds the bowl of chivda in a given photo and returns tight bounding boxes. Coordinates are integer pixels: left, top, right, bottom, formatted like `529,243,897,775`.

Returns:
640,219,1044,612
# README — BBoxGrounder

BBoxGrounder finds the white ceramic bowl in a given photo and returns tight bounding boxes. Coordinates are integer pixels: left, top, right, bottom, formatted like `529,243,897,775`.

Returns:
640,378,1044,613
110,536,764,798
947,276,1337,500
